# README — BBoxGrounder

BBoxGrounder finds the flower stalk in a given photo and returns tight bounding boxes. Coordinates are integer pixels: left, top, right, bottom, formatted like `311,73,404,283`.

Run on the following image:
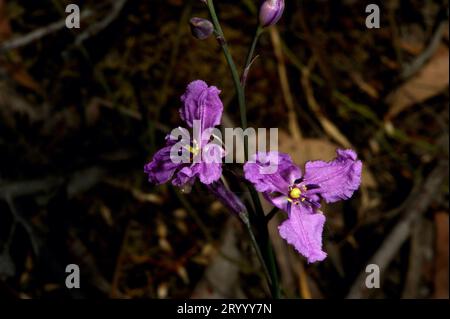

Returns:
242,26,264,87
206,0,248,141
205,0,280,298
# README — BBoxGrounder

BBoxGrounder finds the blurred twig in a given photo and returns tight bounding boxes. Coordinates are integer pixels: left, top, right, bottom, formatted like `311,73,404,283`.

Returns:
283,43,439,154
192,218,249,298
5,196,41,256
402,217,433,298
402,21,447,79
110,221,132,298
150,1,192,153
75,0,127,46
269,26,303,141
301,58,353,148
0,10,93,53
347,159,448,298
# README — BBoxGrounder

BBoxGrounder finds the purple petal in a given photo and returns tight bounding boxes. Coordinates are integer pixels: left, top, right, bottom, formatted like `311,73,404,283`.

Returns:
173,161,222,186
197,161,222,185
259,0,285,27
243,151,302,194
144,141,182,185
180,80,223,132
278,205,327,263
265,194,289,212
303,149,362,203
172,166,194,187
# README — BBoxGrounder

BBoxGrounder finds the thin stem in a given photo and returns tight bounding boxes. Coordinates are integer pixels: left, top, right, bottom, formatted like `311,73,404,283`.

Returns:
243,24,281,293
250,186,280,298
218,176,273,289
206,0,280,298
266,240,280,298
239,211,273,288
265,206,280,223
206,0,247,140
241,24,264,86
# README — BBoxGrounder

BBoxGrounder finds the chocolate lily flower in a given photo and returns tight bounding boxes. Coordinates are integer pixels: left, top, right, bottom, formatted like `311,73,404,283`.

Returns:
244,150,362,263
145,80,225,188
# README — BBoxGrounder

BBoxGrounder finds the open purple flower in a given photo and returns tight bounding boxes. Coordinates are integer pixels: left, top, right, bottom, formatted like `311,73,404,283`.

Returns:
244,149,362,263
144,80,225,188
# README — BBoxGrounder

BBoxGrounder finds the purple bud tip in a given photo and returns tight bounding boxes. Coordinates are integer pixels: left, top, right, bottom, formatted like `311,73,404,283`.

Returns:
189,17,214,40
259,0,285,27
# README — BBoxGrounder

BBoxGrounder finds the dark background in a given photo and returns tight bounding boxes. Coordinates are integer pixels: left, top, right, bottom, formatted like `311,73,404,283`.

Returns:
0,0,448,299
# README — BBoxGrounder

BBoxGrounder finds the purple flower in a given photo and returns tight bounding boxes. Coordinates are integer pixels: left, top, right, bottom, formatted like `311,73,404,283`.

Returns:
244,149,362,263
259,0,285,27
144,80,225,188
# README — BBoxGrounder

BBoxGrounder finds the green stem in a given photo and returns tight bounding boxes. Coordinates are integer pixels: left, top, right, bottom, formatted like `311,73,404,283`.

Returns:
242,26,263,83
239,211,273,288
249,186,280,298
265,206,280,223
219,177,272,285
206,0,280,298
266,240,280,298
207,0,247,139
241,24,281,299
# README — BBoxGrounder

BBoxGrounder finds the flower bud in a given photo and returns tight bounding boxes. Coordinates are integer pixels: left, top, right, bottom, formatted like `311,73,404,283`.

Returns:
259,0,285,27
189,17,214,40
206,181,246,216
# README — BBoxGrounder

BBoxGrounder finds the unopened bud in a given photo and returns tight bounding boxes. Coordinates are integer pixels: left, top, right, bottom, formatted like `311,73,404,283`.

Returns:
189,17,214,40
259,0,285,27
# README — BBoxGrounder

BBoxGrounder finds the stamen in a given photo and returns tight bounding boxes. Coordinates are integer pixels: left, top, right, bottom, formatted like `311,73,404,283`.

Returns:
289,187,302,199
183,143,200,156
304,198,320,208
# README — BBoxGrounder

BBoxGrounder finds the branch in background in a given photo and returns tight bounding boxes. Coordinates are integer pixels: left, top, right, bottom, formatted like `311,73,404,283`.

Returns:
75,0,127,46
269,26,303,142
402,21,448,79
301,58,353,149
192,218,249,298
346,159,448,298
0,10,93,53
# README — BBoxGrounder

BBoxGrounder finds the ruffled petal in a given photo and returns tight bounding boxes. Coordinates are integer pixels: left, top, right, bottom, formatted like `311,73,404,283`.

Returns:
172,166,194,187
173,161,222,187
144,141,182,185
243,151,302,194
179,80,223,132
264,194,289,212
197,161,222,185
303,149,362,203
278,205,327,263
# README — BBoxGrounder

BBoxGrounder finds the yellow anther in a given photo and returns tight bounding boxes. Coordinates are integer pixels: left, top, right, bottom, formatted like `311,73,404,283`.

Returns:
185,144,200,156
289,187,302,199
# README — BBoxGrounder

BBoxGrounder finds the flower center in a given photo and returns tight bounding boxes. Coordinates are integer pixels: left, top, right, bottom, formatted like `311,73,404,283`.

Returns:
183,140,200,157
187,144,200,156
289,187,302,199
